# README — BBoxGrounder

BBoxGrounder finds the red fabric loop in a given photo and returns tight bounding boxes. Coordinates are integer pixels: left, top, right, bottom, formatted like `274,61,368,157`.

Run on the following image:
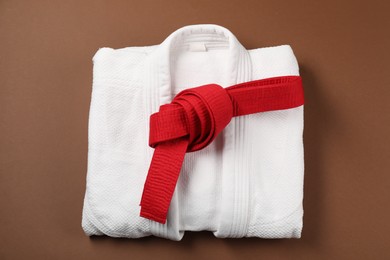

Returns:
173,84,233,152
140,76,304,224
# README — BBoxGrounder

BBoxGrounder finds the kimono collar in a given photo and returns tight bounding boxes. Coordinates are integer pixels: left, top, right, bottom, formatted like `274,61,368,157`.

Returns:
150,24,253,105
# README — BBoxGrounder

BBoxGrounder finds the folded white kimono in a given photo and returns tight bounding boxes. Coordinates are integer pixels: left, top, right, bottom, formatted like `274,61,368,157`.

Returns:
82,24,304,240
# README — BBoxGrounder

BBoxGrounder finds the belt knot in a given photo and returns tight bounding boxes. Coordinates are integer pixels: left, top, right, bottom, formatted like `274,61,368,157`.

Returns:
149,84,233,152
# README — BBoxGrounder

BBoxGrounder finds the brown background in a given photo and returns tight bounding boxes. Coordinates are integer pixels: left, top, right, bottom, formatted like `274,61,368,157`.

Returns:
1,0,389,259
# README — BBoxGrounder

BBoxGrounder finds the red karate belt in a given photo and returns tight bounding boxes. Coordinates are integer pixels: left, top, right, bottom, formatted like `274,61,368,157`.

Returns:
140,75,304,224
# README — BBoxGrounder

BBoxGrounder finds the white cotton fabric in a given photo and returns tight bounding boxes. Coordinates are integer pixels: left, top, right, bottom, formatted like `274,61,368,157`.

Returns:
82,24,304,241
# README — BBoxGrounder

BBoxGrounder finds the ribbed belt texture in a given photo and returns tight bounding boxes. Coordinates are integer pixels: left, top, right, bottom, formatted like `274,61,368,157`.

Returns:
139,75,304,224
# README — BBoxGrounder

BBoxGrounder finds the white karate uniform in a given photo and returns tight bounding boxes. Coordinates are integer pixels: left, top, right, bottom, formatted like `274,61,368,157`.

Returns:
82,24,304,240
